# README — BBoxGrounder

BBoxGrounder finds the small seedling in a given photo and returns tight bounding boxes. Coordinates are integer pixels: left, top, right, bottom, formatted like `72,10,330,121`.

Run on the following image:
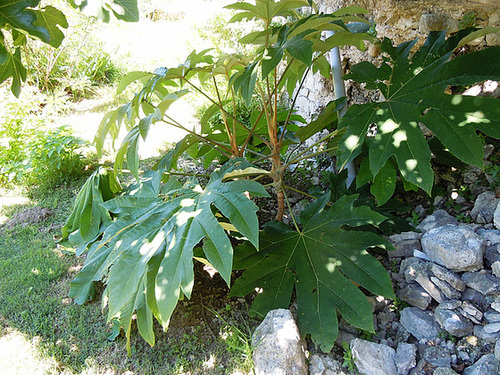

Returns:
342,341,356,372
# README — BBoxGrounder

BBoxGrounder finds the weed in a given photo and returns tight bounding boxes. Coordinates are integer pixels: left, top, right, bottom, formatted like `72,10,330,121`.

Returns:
406,211,421,227
204,304,255,372
459,12,477,30
342,341,356,372
391,298,410,315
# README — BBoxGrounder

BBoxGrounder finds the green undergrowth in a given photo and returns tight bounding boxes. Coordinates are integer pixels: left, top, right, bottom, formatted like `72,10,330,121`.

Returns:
0,182,254,374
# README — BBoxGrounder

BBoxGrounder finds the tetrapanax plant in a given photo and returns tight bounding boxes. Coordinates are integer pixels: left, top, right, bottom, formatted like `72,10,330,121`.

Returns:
338,28,500,205
62,1,500,354
62,0,387,353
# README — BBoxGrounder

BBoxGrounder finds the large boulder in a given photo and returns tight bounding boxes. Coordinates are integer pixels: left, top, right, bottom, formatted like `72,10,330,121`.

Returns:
421,225,485,272
252,309,307,375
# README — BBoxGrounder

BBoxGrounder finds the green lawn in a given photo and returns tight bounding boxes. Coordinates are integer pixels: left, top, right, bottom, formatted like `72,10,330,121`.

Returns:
0,184,254,374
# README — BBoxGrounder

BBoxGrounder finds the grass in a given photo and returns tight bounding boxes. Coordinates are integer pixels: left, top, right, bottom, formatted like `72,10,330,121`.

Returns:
0,181,256,374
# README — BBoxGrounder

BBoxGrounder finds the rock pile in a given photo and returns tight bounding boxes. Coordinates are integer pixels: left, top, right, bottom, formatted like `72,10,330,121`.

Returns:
253,192,500,374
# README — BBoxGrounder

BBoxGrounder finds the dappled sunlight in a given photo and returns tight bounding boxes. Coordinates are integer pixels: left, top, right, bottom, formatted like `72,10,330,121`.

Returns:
175,208,202,226
392,130,407,148
458,111,490,127
140,231,165,255
412,66,423,75
451,95,463,105
344,134,360,150
326,258,341,273
379,118,398,134
0,329,60,375
0,196,30,225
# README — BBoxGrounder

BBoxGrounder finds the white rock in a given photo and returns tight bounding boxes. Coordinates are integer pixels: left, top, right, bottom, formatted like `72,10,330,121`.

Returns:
252,309,307,375
351,338,397,375
421,225,485,272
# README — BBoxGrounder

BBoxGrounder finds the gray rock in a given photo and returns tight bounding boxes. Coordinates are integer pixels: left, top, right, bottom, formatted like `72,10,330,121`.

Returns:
390,239,422,258
495,339,500,361
414,273,443,302
439,300,462,310
423,346,451,367
464,165,485,185
421,225,485,272
484,310,500,323
335,329,357,348
419,13,458,34
431,277,462,300
398,284,431,310
463,354,500,375
492,261,500,278
495,202,500,230
462,271,500,296
477,229,500,246
484,322,500,333
400,307,440,341
309,354,350,375
417,210,458,233
351,338,397,375
462,288,490,311
459,301,484,325
389,232,422,258
471,191,500,224
473,325,500,343
433,368,458,375
309,355,326,375
484,245,500,268
492,295,500,313
395,342,416,375
434,305,473,337
401,258,429,283
430,263,466,291
390,232,422,242
252,309,307,375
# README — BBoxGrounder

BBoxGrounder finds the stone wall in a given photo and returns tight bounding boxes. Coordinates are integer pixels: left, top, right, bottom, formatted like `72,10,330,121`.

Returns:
318,0,500,45
294,0,500,121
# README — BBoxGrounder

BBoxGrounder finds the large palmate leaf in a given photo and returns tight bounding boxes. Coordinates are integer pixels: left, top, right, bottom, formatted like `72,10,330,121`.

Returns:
337,30,500,195
0,1,67,95
61,167,121,253
230,193,394,351
68,161,269,353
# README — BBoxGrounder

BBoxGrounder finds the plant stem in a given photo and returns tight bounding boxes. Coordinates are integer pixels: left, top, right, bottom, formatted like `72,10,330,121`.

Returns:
279,67,310,144
283,185,317,200
286,147,338,167
283,189,300,232
121,169,211,178
181,77,268,145
284,130,340,168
